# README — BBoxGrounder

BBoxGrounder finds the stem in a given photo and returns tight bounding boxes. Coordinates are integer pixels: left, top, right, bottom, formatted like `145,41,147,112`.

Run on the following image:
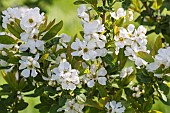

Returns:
102,0,106,24
142,1,151,17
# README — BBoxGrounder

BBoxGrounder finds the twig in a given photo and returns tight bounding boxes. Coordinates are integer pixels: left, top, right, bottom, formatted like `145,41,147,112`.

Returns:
142,1,151,17
102,0,106,24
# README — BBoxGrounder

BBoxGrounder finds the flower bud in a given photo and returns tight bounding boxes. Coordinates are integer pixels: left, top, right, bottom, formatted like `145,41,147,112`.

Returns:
76,94,86,103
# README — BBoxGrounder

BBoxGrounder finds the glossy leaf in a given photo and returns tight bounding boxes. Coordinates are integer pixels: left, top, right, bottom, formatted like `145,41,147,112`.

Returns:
42,20,63,41
152,36,162,56
152,0,163,10
0,35,16,44
74,0,87,5
137,51,154,63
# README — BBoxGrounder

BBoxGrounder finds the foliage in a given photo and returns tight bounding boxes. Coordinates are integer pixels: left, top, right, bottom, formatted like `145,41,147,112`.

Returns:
0,0,170,113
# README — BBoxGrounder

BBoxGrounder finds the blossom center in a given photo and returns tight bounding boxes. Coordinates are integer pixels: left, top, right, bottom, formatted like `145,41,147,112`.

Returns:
29,18,34,24
83,48,88,53
119,37,124,42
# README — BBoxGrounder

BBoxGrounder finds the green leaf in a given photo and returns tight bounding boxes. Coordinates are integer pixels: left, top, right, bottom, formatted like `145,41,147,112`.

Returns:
83,99,103,110
152,36,162,56
49,104,59,113
121,74,135,86
137,51,154,63
1,71,18,90
85,0,97,5
39,53,49,62
34,86,44,96
132,0,141,12
159,94,169,105
152,0,163,10
7,56,20,64
98,97,108,108
44,19,56,32
44,37,60,48
15,100,28,111
7,24,22,39
102,54,114,65
107,0,115,7
158,82,169,95
42,20,63,41
59,96,67,106
97,83,107,97
85,107,100,113
0,101,8,113
143,96,153,112
0,35,16,44
18,78,27,90
74,0,88,5
117,48,128,70
115,17,124,27
149,110,163,113
112,90,123,101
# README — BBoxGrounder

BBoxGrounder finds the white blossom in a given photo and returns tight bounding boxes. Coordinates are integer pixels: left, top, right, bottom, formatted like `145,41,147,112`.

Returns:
83,64,107,87
57,98,84,113
2,7,22,28
77,4,89,22
110,8,126,20
52,61,80,90
19,54,40,78
20,7,44,31
120,67,133,78
60,33,71,48
84,20,105,35
146,47,170,77
71,38,97,61
105,100,125,113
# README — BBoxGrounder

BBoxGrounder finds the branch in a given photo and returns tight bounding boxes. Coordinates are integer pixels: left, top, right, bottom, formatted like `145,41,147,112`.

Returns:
142,1,151,17
102,0,106,24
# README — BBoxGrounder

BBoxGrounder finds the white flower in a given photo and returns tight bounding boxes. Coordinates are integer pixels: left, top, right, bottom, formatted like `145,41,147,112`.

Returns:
56,53,67,64
71,38,97,61
57,98,84,113
110,8,126,20
120,67,133,78
20,7,44,30
77,4,89,22
146,47,170,77
19,39,45,54
52,61,80,90
146,61,160,72
84,20,105,35
19,54,40,78
83,64,107,87
59,33,71,48
105,100,125,113
2,7,22,28
114,27,131,49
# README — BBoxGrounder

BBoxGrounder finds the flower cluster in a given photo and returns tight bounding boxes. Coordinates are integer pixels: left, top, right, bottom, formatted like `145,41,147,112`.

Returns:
2,7,45,54
71,5,107,61
146,47,170,78
130,84,145,98
114,23,149,68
